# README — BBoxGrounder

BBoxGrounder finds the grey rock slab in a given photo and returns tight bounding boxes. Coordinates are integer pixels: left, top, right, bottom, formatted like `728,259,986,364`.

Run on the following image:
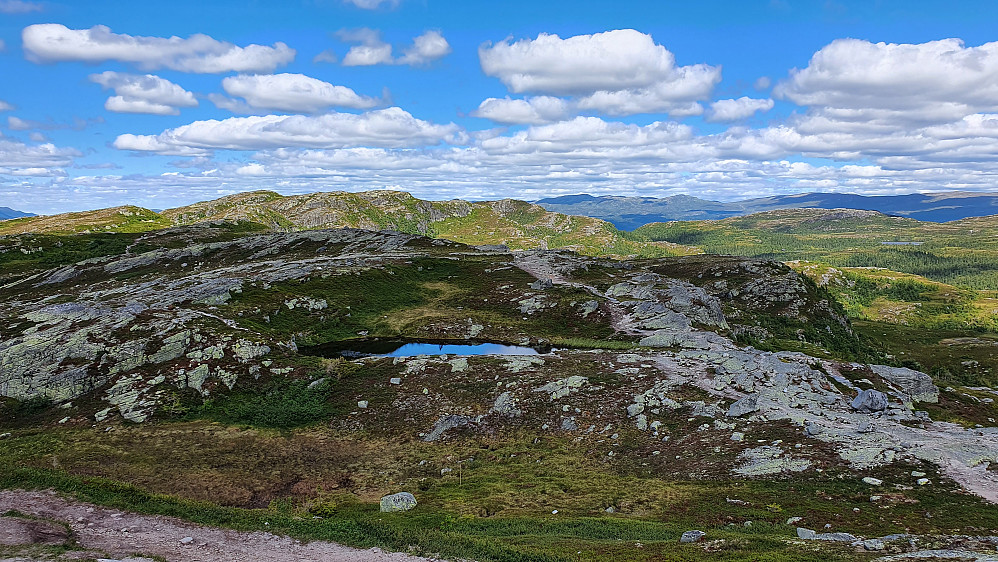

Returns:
727,395,759,418
796,527,858,542
871,364,939,404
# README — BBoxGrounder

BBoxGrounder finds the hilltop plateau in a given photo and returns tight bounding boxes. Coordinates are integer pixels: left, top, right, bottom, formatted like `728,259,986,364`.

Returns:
3,213,998,560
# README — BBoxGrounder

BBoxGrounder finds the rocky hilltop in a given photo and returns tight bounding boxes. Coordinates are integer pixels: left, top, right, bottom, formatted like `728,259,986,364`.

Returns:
0,190,683,258
3,223,997,508
4,216,998,560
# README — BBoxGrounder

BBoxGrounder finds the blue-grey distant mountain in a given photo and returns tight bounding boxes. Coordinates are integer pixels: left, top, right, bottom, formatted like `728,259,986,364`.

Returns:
0,207,33,221
536,192,998,230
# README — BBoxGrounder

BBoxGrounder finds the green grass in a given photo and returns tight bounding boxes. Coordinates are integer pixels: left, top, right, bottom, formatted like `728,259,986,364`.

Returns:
4,421,996,561
635,211,998,291
0,447,886,561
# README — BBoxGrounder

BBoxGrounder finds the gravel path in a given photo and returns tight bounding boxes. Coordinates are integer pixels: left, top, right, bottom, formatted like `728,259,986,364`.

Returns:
0,489,444,562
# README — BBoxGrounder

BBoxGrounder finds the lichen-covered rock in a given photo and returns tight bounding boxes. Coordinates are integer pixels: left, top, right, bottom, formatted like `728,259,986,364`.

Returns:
490,391,521,417
727,395,759,418
734,446,811,476
851,389,889,413
796,528,858,542
424,414,473,442
535,376,587,400
870,364,939,403
380,492,417,512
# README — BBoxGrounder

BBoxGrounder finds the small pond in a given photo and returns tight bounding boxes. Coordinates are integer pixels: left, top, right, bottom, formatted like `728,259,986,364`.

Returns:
303,338,554,358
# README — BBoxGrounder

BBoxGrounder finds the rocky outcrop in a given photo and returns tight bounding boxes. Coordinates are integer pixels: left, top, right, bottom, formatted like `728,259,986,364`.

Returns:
871,365,940,403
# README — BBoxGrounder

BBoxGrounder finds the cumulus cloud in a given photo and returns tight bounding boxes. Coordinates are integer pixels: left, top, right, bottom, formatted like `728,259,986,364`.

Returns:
0,138,80,173
776,38,998,126
0,0,42,13
0,100,13,111
337,28,451,67
22,24,295,73
113,107,461,154
706,97,774,122
472,96,570,125
220,73,381,113
479,29,720,116
89,71,197,115
398,30,451,65
338,28,393,66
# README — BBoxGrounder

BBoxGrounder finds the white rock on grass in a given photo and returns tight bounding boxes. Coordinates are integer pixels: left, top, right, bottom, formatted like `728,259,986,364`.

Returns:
380,492,417,512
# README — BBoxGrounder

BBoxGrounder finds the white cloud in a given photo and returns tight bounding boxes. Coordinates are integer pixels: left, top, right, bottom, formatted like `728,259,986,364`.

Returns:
706,97,774,122
113,107,461,154
0,100,13,111
775,38,998,127
0,138,79,172
343,0,400,9
398,30,451,65
0,0,42,14
754,76,771,90
313,49,338,64
478,29,719,116
89,71,197,115
22,24,295,73
338,28,451,67
338,28,393,66
0,39,6,52
472,96,570,125
576,92,705,118
221,73,381,113
7,116,32,130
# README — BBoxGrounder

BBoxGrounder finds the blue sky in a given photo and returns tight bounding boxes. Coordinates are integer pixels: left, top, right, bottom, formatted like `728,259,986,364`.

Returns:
4,0,998,214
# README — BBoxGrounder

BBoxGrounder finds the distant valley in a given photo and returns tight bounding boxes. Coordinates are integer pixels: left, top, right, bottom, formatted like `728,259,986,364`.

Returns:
537,191,998,230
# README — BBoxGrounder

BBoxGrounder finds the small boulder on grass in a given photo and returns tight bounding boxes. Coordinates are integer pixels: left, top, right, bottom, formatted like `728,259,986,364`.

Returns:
380,492,417,513
680,530,706,543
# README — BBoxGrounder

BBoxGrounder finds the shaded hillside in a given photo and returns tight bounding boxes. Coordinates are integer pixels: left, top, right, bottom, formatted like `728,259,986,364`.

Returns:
538,191,998,230
0,207,32,221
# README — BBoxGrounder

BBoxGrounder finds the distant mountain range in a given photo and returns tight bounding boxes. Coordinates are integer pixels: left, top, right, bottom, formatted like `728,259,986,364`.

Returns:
0,207,33,221
535,192,998,230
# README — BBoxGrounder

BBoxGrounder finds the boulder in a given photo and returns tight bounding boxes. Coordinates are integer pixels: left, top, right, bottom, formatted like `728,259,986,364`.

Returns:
680,530,706,543
796,527,857,542
851,389,888,413
870,365,939,403
380,492,417,512
727,395,759,418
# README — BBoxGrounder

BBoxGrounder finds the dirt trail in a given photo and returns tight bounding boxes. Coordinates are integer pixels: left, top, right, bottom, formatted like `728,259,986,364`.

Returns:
0,489,443,562
512,252,647,335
